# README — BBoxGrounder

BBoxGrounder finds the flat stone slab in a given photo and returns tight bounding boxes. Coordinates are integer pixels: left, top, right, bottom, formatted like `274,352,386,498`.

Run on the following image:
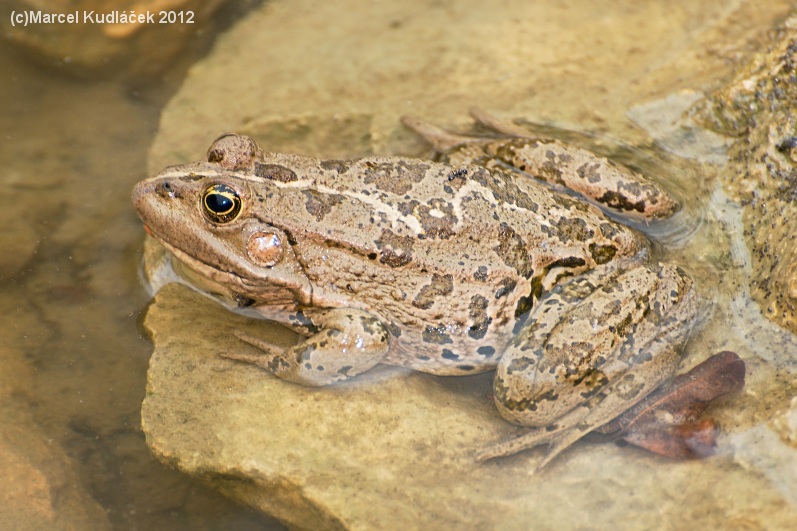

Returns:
141,283,797,529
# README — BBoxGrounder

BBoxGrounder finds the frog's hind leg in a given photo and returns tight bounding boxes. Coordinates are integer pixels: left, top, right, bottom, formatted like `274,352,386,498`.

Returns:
479,339,687,472
473,107,677,220
481,264,698,470
400,115,479,152
468,106,537,138
225,308,390,386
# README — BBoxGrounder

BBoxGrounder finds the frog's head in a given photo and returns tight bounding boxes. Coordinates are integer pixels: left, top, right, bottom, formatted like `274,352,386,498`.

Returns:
132,135,312,304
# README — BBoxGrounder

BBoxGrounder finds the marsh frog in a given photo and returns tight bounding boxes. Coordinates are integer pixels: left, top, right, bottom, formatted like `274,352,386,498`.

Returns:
133,109,698,468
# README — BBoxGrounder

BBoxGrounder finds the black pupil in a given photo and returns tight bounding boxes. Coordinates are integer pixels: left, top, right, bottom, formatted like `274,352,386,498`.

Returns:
202,184,241,223
207,192,233,213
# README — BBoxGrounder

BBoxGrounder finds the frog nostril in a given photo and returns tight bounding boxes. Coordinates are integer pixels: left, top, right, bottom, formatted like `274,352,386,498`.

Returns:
156,181,178,199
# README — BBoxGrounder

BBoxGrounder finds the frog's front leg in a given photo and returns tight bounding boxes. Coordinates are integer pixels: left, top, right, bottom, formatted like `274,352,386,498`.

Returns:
226,308,390,386
481,263,698,469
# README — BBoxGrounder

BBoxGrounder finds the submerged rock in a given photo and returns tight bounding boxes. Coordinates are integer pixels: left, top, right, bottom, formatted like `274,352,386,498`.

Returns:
2,0,251,78
697,13,797,335
772,397,797,447
0,346,111,530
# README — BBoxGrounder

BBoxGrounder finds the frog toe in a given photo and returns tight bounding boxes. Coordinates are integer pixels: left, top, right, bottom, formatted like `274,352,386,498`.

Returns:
476,431,541,463
401,115,476,152
469,106,536,138
476,421,594,472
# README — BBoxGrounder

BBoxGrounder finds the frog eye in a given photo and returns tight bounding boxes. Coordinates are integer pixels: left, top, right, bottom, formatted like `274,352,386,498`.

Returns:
202,183,242,223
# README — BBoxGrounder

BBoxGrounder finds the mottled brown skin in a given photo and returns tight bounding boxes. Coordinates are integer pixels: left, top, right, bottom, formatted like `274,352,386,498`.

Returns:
134,136,646,376
133,119,697,467
403,108,677,221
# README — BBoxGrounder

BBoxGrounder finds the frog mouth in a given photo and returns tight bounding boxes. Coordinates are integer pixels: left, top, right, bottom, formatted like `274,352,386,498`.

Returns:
141,224,270,291
139,219,215,270
142,224,313,308
144,229,225,277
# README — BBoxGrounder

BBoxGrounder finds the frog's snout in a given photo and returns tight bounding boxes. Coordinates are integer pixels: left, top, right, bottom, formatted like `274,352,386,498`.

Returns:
132,179,179,215
131,179,150,218
132,178,181,237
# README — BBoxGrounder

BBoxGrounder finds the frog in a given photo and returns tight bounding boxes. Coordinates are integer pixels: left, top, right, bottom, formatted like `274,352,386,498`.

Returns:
132,108,698,470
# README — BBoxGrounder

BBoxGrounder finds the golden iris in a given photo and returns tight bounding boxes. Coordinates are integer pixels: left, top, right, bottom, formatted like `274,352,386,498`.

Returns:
201,183,242,223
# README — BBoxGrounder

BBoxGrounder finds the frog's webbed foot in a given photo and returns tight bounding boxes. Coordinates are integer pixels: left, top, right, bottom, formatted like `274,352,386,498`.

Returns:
225,308,390,386
401,108,535,150
477,392,607,472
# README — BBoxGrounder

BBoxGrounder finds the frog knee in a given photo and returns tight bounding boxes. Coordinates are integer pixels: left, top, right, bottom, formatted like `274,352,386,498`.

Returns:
493,372,571,427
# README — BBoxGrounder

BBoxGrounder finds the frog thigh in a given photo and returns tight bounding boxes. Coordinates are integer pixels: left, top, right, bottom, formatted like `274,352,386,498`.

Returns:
486,264,697,465
227,308,390,386
495,263,696,427
492,267,623,427
480,340,682,469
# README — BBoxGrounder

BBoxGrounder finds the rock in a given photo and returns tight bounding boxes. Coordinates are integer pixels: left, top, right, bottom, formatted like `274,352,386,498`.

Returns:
727,398,797,507
142,285,797,529
139,0,797,527
0,210,40,280
627,91,731,165
0,424,112,531
0,346,111,531
148,0,794,172
696,13,797,335
771,397,797,447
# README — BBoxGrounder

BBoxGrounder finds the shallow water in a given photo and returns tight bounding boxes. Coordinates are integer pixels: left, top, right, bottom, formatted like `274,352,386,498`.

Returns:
2,1,797,529
0,39,283,531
